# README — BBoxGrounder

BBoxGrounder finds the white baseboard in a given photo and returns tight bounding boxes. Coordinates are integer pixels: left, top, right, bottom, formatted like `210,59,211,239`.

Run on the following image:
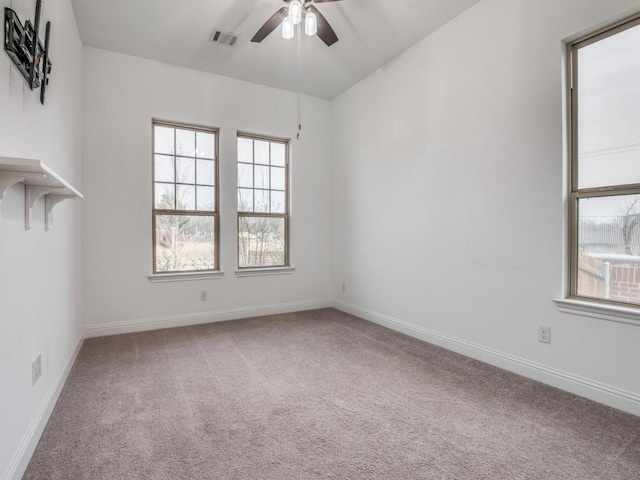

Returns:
333,300,640,417
4,335,84,480
85,299,333,338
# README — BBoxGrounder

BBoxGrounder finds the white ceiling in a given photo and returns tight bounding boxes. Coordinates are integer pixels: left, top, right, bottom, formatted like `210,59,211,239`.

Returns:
70,0,482,99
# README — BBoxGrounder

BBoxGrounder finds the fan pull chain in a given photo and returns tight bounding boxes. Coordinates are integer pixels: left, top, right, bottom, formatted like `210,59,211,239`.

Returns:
296,22,302,140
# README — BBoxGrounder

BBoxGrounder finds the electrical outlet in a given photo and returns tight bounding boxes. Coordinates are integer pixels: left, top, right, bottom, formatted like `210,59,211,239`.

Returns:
32,354,42,386
341,281,347,292
538,325,551,344
200,290,207,301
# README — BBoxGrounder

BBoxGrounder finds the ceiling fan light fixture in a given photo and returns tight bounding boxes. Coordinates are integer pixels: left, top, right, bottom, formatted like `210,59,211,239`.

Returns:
282,16,294,39
251,0,339,47
289,0,302,25
304,10,317,37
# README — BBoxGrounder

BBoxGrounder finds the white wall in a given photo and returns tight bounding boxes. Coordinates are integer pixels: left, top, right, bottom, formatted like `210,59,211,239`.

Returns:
331,0,640,415
82,48,332,335
6,4,640,477
0,0,83,478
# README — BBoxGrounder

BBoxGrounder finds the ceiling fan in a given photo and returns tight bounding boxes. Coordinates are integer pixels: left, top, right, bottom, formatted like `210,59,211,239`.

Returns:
251,0,341,47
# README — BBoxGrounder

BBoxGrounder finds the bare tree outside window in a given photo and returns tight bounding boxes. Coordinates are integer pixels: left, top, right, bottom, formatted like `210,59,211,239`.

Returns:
152,121,219,273
237,134,289,268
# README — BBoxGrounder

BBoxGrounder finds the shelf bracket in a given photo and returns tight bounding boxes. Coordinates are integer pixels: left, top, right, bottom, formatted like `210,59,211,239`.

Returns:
0,172,46,204
45,194,75,231
25,185,65,230
0,157,83,230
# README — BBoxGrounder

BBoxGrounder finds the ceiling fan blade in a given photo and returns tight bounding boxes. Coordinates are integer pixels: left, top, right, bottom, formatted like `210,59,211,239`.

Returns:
312,0,343,2
308,5,338,46
251,6,288,43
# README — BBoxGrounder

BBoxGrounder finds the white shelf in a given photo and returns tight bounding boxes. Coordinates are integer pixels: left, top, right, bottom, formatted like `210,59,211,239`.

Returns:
0,156,83,230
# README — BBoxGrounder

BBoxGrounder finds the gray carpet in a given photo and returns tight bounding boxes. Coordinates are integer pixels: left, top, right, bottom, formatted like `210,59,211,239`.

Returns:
24,309,640,479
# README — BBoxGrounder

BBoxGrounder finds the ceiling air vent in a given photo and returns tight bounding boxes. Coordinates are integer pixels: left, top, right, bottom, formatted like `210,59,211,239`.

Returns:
211,30,239,47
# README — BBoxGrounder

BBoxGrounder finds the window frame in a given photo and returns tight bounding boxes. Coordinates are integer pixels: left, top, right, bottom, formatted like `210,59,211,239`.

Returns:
151,119,220,275
567,13,640,308
236,131,291,270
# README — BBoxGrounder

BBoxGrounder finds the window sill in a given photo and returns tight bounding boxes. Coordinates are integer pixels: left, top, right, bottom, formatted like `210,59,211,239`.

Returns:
234,266,296,278
148,271,224,283
553,298,640,326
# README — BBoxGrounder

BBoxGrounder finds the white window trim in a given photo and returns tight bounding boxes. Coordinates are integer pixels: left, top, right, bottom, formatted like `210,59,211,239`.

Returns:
553,298,640,327
148,271,225,283
234,266,296,278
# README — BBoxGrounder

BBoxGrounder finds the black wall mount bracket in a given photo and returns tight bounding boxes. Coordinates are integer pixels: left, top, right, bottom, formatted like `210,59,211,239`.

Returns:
3,0,52,104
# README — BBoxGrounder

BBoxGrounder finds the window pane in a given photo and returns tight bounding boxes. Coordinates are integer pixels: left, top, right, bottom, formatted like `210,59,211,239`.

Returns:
176,185,196,210
196,132,216,159
238,163,253,189
271,166,285,191
238,216,286,268
271,191,286,213
238,188,253,212
197,159,215,186
176,157,195,184
154,126,174,155
155,183,175,209
271,142,285,167
255,165,269,189
577,24,640,189
577,194,640,304
155,214,216,272
197,186,215,211
238,137,253,164
236,135,289,269
255,140,269,165
176,129,196,157
155,155,174,182
255,190,269,213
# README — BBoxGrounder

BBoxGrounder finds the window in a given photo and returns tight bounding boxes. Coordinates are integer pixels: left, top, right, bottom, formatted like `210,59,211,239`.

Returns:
237,133,289,268
152,120,219,274
568,15,640,307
